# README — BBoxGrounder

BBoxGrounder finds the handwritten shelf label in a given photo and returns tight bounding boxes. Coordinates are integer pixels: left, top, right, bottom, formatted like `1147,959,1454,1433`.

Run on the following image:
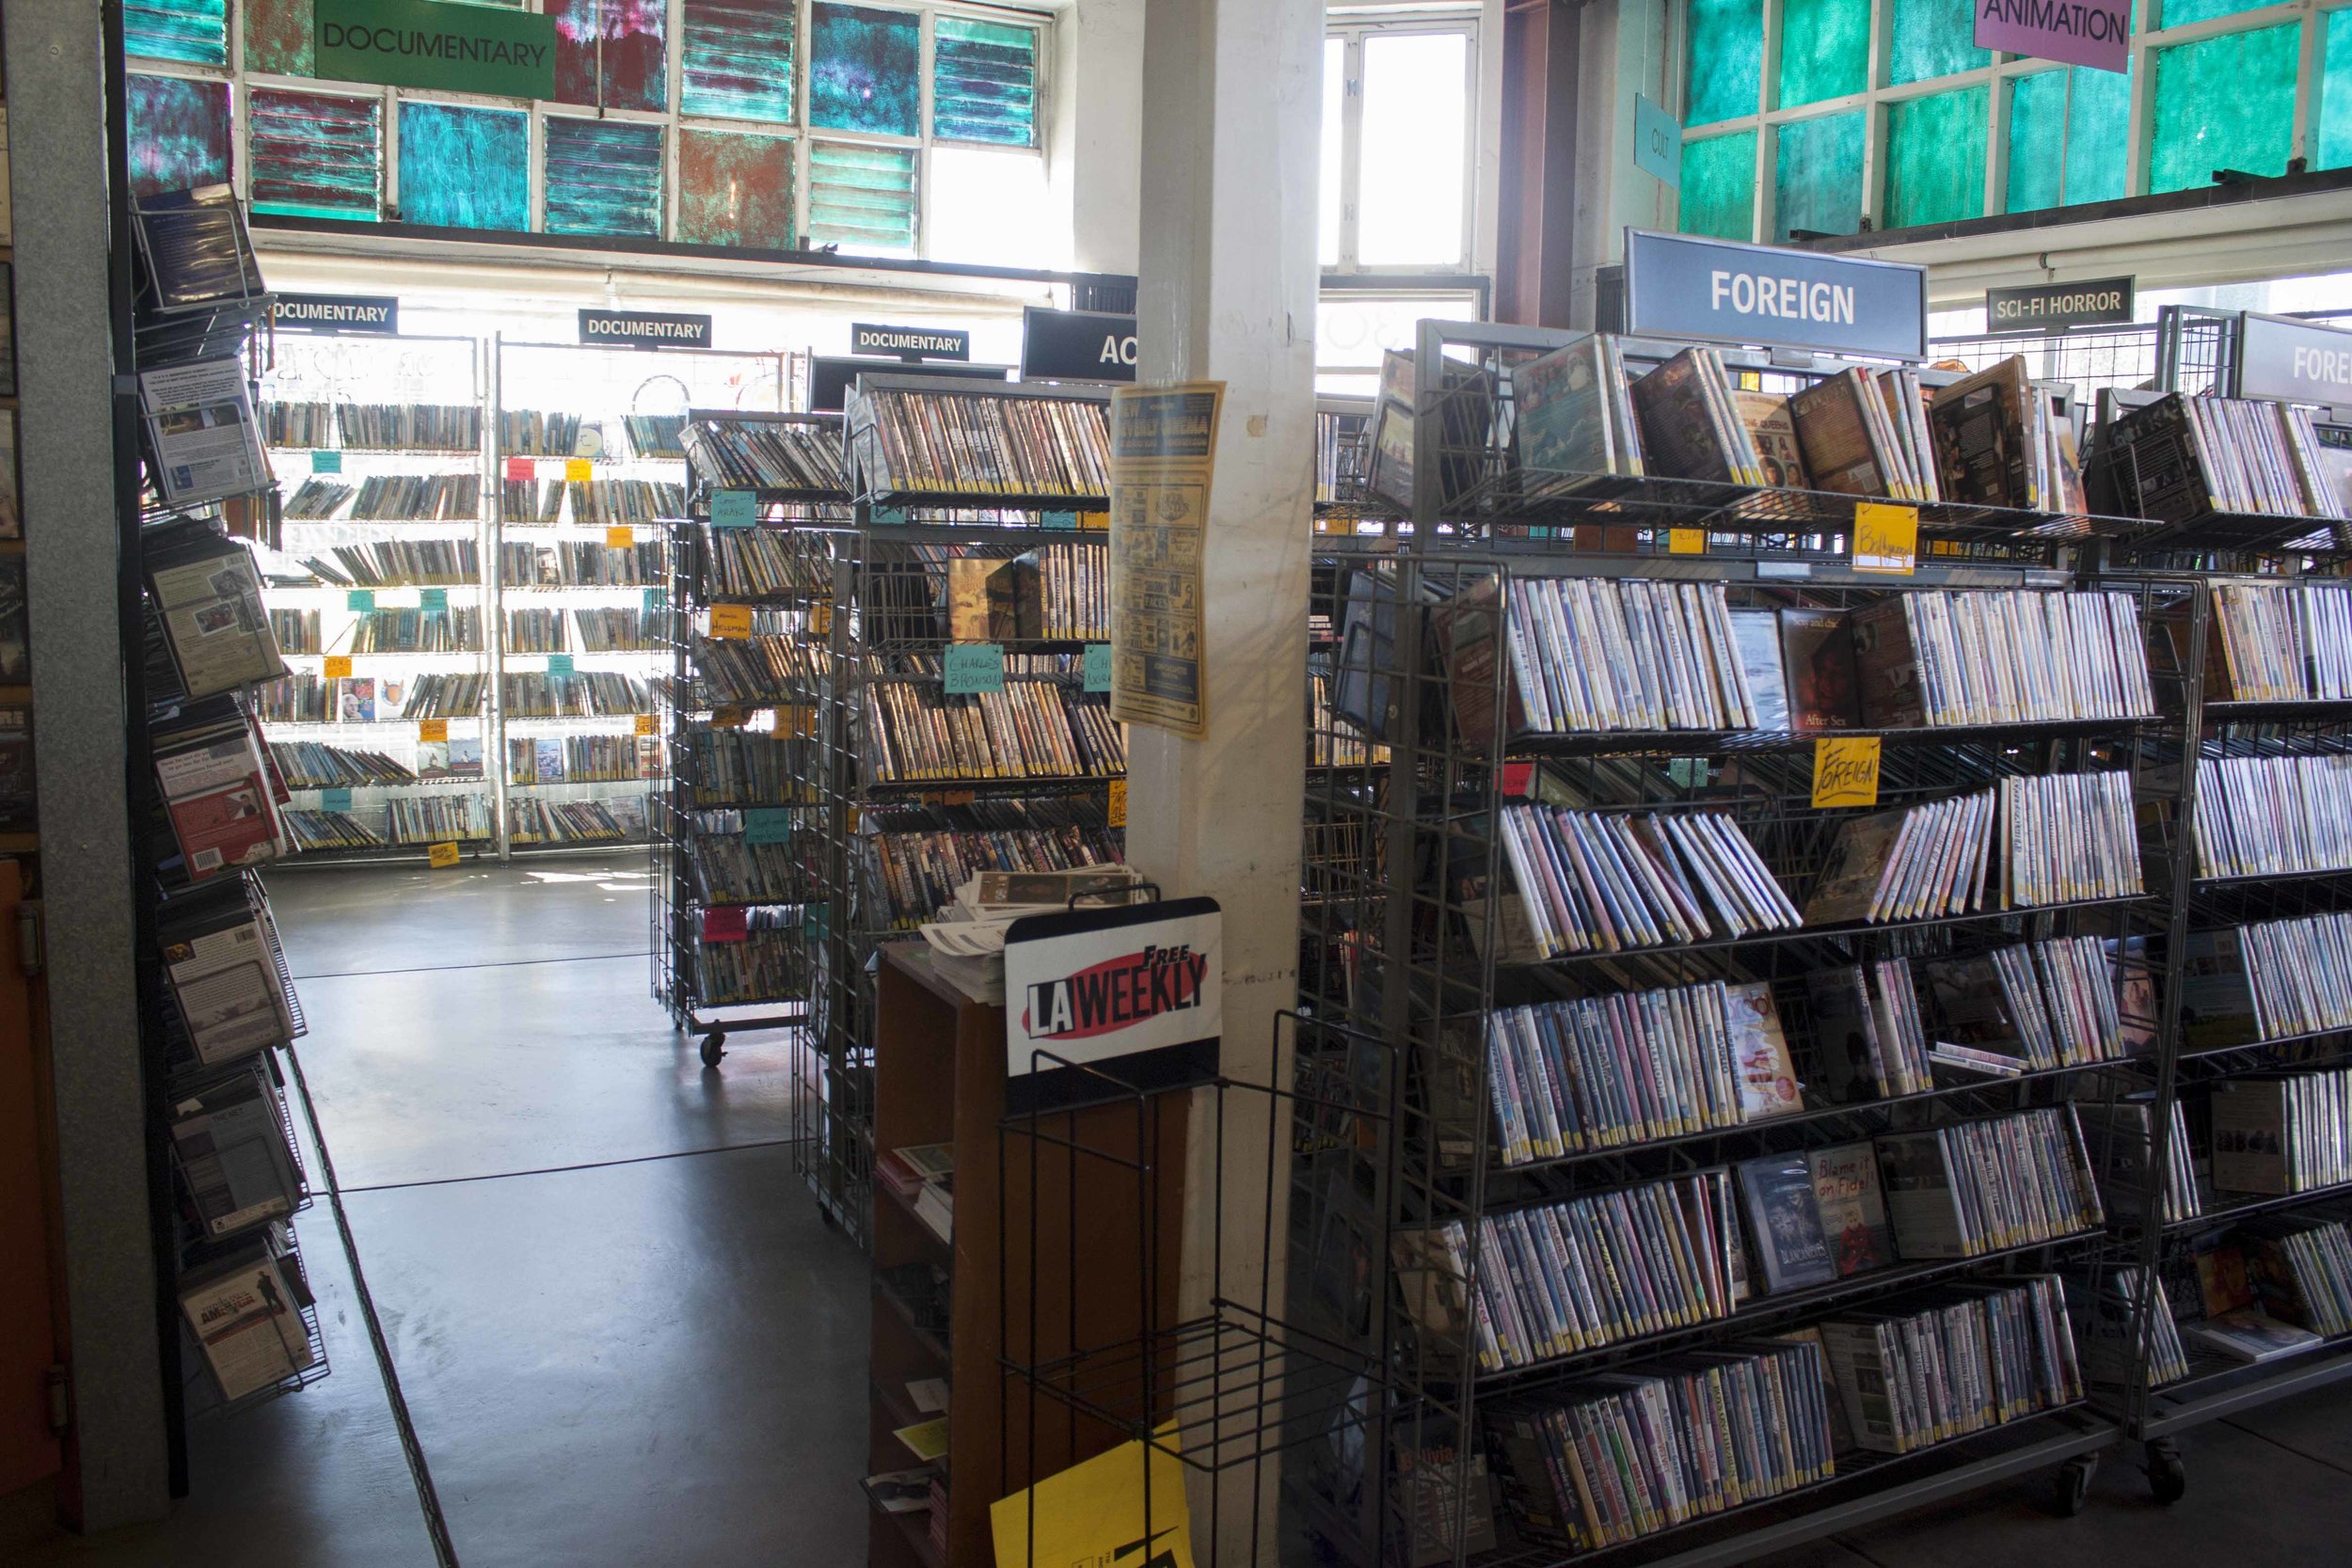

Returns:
1812,736,1883,809
708,604,753,640
324,655,354,679
427,841,461,869
1084,643,1112,693
944,642,1005,695
711,490,756,529
1851,501,1918,576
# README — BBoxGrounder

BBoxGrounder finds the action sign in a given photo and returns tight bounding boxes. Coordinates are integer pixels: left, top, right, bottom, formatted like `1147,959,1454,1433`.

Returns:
1022,307,1139,383
578,309,713,350
315,0,555,98
1002,896,1222,1114
1976,0,2129,73
2236,313,2352,408
850,323,970,361
1986,277,2134,335
1623,229,1928,361
274,293,399,335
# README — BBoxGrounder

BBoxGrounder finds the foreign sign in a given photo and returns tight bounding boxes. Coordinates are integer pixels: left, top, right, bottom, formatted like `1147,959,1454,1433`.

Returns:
315,0,556,98
1022,307,1139,383
1623,229,1929,361
274,293,400,335
850,323,971,361
1975,0,2129,74
2236,312,2352,408
1811,737,1883,809
578,309,712,350
1634,94,1682,189
1002,896,1223,1113
1985,277,2134,334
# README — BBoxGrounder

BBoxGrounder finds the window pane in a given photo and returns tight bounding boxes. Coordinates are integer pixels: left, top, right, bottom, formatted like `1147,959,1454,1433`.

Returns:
1778,0,1869,108
1773,110,1865,241
930,148,1054,267
2150,24,2297,194
2065,63,2131,203
1359,31,1468,266
549,0,668,112
397,103,528,231
1882,84,1986,229
1889,0,1988,86
2161,0,2270,24
934,17,1039,147
544,118,665,236
2321,8,2352,170
126,73,231,197
248,89,379,221
808,140,917,255
679,129,795,248
1321,38,1344,266
245,0,311,75
1679,131,1756,239
809,3,921,137
1686,0,1763,126
682,0,798,121
2005,71,2065,213
126,0,227,65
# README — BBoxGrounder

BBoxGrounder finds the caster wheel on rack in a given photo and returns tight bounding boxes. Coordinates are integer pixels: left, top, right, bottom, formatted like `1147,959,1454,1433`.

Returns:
700,1033,726,1068
2052,1453,2098,1516
2145,1439,2186,1505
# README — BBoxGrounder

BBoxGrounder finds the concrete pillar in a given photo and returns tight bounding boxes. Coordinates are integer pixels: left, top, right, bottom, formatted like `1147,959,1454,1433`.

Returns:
3,0,171,1529
1131,0,1319,1552
1052,0,1146,277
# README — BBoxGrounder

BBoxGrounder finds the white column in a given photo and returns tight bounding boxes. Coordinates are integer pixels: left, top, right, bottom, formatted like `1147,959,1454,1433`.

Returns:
1057,0,1147,276
1132,0,1320,1553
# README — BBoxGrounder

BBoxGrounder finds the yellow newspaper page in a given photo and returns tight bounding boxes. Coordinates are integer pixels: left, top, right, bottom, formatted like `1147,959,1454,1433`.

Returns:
1109,383,1224,740
990,1426,1197,1568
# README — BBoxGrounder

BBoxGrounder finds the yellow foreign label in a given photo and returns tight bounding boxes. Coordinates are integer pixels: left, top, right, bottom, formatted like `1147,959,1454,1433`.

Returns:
1107,778,1128,829
427,841,461,869
324,655,354,678
418,719,450,743
635,714,658,736
1668,529,1706,556
1852,501,1918,576
782,705,816,736
565,457,593,483
606,526,633,549
1811,736,1883,809
708,604,753,640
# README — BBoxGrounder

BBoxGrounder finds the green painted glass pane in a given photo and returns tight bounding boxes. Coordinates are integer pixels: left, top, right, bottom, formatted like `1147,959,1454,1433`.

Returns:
679,129,796,248
808,140,915,255
934,16,1038,146
398,103,528,231
245,0,311,75
682,0,797,120
2322,9,2352,170
543,118,664,236
2065,63,2132,203
809,2,920,136
1883,85,1988,229
126,0,227,65
1889,0,1988,85
1778,0,1869,108
2150,24,2297,194
2161,0,2269,25
1774,111,1865,240
127,73,230,197
2006,71,2066,213
248,89,379,221
1686,0,1763,126
1679,132,1756,238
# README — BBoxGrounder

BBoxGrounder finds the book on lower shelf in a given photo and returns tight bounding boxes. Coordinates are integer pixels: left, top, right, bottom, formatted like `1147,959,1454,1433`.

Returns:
154,697,288,880
879,1141,957,1244
160,872,303,1065
170,1059,304,1238
178,1223,317,1402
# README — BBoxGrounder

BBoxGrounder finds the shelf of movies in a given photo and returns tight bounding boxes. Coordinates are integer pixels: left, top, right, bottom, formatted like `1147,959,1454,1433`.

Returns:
1373,326,2156,547
841,374,1111,513
2095,388,2352,558
679,409,850,509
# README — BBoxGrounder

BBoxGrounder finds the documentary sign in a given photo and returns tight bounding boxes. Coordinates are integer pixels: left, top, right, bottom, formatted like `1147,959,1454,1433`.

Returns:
2237,312,2352,407
850,322,970,360
314,0,556,99
1985,277,2134,334
1108,382,1223,741
1022,307,1139,382
578,309,712,350
272,293,399,335
1003,896,1222,1112
1623,229,1928,361
1975,0,2130,73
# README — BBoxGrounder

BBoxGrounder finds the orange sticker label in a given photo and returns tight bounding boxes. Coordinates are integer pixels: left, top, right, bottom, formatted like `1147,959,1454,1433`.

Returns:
708,604,753,640
635,714,658,736
324,655,353,679
565,457,594,483
419,720,450,742
1107,778,1127,829
427,841,461,869
606,526,633,549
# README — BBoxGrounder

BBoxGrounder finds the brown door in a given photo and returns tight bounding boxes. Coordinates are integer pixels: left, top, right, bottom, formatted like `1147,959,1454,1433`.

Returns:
0,860,60,1493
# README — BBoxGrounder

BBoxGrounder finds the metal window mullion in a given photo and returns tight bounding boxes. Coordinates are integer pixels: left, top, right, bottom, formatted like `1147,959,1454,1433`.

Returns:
382,86,399,219
1860,0,1887,228
2125,30,2153,196
667,0,686,239
797,0,815,246
919,8,936,259
1458,19,1478,271
2296,8,2325,167
1342,32,1366,272
1984,69,2009,219
1758,0,1784,241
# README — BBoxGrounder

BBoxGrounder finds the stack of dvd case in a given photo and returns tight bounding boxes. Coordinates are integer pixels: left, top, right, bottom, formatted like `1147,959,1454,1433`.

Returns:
2194,752,2352,879
2210,1069,2352,1194
682,415,844,491
1815,1275,2083,1453
1499,805,1801,957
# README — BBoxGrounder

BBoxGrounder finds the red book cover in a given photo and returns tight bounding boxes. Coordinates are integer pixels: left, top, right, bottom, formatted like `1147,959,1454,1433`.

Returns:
157,737,281,879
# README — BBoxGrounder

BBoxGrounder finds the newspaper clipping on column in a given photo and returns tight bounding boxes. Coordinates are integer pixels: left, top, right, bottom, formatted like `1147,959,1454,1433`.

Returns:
1108,383,1223,741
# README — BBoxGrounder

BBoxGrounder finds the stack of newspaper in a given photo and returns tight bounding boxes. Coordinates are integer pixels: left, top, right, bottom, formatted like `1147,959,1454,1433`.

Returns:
918,864,1145,1004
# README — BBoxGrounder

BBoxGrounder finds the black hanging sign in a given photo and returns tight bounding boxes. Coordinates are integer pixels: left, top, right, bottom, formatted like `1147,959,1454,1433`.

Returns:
578,309,713,350
1021,306,1139,383
273,293,400,335
1984,277,2135,335
850,323,972,361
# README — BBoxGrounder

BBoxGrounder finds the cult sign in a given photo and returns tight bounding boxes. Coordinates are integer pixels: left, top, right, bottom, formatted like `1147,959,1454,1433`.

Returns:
1002,897,1222,1113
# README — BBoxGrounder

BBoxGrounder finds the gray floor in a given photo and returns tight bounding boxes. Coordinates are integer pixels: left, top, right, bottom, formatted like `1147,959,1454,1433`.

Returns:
19,862,2352,1565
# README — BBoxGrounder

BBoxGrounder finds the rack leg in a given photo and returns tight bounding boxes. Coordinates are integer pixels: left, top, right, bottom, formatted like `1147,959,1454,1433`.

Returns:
2144,1437,2185,1505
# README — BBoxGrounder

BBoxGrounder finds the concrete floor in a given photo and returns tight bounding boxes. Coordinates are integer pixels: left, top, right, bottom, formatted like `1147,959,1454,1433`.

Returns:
15,861,2352,1566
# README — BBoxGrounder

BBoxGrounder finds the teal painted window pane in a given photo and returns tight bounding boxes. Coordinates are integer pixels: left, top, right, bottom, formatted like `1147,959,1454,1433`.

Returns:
2150,24,2297,194
1686,0,1763,126
2160,0,2269,25
1882,85,1987,229
126,0,227,65
808,140,916,255
2322,9,2352,170
682,0,797,121
544,118,664,237
248,89,379,221
1679,132,1756,239
935,16,1039,146
398,103,528,231
809,3,920,136
1774,111,1865,240
2065,63,2131,203
1889,0,1988,86
2006,71,2066,213
1778,0,1869,108
127,73,230,197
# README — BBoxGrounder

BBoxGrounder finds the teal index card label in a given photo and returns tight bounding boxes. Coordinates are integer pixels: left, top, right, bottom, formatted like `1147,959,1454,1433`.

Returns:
1084,643,1111,693
744,807,794,846
347,590,375,611
311,450,342,474
711,490,756,528
944,642,1006,695
321,787,354,813
547,654,574,676
420,587,449,612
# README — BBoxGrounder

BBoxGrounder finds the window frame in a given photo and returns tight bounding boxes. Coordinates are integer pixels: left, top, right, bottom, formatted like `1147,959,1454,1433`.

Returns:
1322,8,1481,277
1674,0,2352,242
124,0,1052,262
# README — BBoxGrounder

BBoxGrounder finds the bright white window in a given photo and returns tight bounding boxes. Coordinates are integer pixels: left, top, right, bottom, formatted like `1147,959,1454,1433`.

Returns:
1322,11,1478,275
929,146,1057,270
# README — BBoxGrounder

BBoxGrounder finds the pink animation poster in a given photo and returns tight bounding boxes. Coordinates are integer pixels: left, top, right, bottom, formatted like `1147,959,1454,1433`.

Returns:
1976,0,2131,73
